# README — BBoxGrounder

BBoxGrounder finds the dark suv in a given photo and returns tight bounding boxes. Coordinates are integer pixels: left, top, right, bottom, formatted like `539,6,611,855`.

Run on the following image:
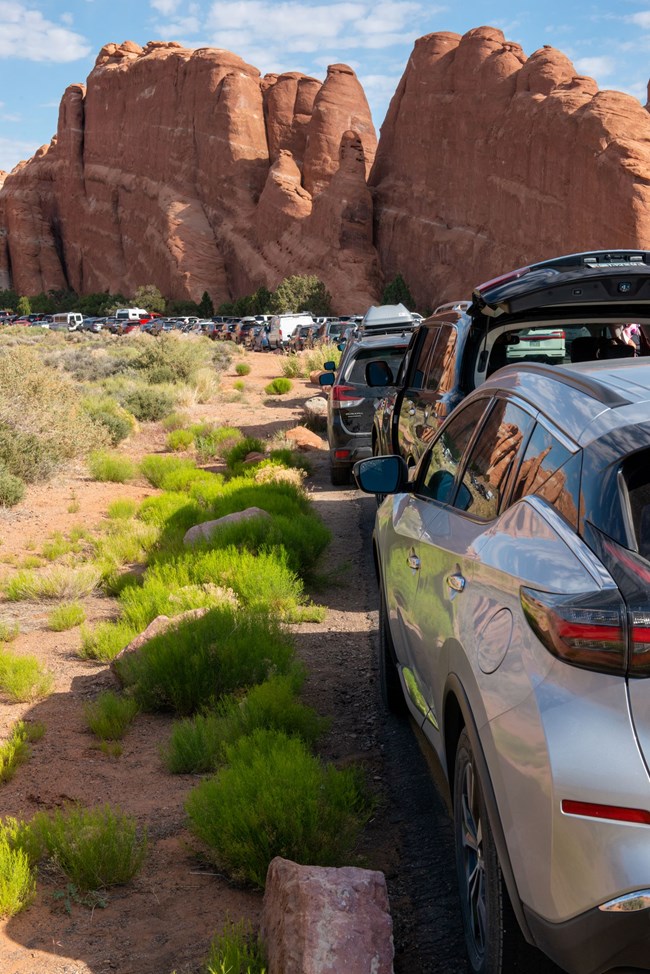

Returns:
371,251,650,468
319,332,411,485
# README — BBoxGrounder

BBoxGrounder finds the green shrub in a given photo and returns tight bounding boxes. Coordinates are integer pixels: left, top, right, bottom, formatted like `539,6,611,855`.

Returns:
163,671,327,774
78,620,138,663
31,804,147,891
48,602,86,631
267,448,312,473
0,466,25,507
82,398,135,445
185,729,369,887
140,454,201,490
41,533,77,561
88,450,137,483
4,565,100,601
114,606,294,715
205,920,266,974
233,380,245,393
0,721,44,783
84,692,139,740
0,651,53,702
193,425,242,463
161,411,190,431
122,386,175,421
0,825,36,916
222,437,266,471
166,428,194,452
265,377,292,395
302,341,342,374
234,362,251,376
0,621,19,642
280,355,302,378
107,499,138,520
131,333,214,384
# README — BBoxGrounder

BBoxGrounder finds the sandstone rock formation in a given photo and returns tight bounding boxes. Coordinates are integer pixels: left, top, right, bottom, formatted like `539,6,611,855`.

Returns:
370,26,650,311
0,41,379,312
4,28,650,314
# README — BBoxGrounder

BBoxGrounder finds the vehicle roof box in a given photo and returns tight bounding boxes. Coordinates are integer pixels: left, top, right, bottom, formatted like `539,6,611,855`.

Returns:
359,303,415,334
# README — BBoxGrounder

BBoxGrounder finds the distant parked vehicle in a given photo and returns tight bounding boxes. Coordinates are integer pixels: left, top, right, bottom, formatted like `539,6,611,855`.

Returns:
51,311,83,330
269,312,315,349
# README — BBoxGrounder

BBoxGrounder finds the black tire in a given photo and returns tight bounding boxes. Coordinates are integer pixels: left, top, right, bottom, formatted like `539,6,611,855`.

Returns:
378,588,407,715
330,463,350,486
453,730,545,974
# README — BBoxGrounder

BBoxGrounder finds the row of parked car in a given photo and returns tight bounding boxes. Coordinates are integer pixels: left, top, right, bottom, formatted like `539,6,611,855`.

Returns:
320,252,650,974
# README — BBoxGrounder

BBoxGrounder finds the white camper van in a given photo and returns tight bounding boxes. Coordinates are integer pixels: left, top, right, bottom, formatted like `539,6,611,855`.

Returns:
269,312,315,348
50,312,83,331
115,308,150,322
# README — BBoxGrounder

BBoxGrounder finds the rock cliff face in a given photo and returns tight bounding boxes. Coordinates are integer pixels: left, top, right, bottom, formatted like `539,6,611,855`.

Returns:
0,41,379,312
4,28,650,313
370,26,650,310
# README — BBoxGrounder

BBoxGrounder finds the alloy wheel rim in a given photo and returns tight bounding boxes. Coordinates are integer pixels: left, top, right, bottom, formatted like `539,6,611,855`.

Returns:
460,760,486,960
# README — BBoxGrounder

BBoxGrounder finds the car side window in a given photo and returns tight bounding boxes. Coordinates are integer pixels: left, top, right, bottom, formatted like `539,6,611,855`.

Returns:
425,325,457,393
418,398,491,502
456,400,534,519
410,328,439,390
510,422,581,529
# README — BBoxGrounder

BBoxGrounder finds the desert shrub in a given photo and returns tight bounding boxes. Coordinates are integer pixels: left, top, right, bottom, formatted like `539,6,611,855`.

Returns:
185,729,369,887
88,450,137,483
233,380,245,393
114,606,294,715
140,454,203,490
0,824,36,916
166,428,194,452
191,367,220,403
205,920,266,974
0,650,53,702
4,565,100,601
31,804,147,891
267,448,312,473
265,377,292,395
234,362,251,376
84,692,139,740
0,465,24,507
193,425,242,463
163,671,327,774
0,721,44,783
78,620,138,663
0,622,19,642
222,437,266,471
82,397,135,445
93,519,159,574
107,499,138,520
280,355,302,378
130,333,213,384
48,602,86,631
207,476,310,519
122,385,175,422
161,410,190,431
41,533,77,561
302,341,343,374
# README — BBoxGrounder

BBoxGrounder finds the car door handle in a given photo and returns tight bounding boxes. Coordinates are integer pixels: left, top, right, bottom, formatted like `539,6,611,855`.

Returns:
407,551,421,571
447,573,466,593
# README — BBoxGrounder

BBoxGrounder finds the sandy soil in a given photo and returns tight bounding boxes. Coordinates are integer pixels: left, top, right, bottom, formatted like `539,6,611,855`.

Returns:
0,345,385,974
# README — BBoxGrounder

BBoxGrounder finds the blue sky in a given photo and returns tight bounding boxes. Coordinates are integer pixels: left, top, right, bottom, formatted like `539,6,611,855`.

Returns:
1,0,650,172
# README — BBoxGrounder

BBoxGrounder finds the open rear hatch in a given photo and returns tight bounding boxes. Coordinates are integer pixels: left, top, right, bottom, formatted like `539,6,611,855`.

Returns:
471,251,650,319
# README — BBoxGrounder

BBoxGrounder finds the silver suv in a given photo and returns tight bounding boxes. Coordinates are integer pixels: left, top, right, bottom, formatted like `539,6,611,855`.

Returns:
355,357,650,974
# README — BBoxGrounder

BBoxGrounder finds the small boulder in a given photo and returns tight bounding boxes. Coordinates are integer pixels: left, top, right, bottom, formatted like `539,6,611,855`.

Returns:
183,507,271,546
261,858,394,974
284,426,326,451
302,395,328,431
110,607,210,681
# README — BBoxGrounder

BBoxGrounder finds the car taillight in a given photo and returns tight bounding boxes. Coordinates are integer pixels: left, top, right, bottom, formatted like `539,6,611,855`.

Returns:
520,587,627,674
332,384,364,404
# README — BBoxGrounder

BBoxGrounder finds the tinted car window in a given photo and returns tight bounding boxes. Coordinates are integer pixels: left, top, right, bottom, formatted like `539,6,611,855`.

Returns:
425,325,457,392
457,400,534,519
418,398,490,502
510,422,581,529
410,328,439,390
345,347,407,384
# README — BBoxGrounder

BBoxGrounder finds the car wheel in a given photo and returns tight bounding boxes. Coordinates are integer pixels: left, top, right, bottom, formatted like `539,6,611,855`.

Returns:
378,588,406,715
330,463,350,486
454,729,510,974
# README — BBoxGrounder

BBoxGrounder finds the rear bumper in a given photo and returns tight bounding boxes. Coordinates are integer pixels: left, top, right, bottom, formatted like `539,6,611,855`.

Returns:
525,898,650,974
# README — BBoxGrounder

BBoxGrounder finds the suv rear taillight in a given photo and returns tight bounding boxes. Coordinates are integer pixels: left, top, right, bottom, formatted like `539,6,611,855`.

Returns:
332,384,364,405
520,587,627,674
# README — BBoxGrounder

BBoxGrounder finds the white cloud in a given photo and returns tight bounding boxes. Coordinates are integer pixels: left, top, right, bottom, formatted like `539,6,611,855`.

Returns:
574,55,616,77
628,10,650,29
0,2,91,61
150,0,182,13
0,135,40,172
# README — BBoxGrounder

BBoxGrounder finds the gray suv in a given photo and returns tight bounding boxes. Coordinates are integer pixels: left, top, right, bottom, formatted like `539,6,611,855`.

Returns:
356,357,650,974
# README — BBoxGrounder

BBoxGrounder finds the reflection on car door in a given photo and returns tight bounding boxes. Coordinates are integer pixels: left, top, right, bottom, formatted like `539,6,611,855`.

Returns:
403,398,535,764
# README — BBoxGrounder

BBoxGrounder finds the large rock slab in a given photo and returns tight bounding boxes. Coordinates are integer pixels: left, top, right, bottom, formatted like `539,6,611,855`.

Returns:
183,507,271,546
284,426,326,451
261,858,394,974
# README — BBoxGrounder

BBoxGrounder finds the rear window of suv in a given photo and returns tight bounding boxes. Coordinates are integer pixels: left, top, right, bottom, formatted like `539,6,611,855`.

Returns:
345,346,408,384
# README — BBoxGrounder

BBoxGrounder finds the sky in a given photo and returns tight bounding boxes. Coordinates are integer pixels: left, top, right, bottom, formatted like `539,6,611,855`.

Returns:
1,0,650,172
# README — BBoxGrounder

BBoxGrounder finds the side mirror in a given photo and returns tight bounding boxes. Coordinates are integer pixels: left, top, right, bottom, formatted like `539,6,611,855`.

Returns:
323,360,336,371
319,372,335,387
366,360,394,387
353,455,409,495
337,342,346,351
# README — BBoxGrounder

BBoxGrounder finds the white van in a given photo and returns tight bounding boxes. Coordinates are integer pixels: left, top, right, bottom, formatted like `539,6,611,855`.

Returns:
51,312,83,331
270,312,315,348
115,307,150,322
